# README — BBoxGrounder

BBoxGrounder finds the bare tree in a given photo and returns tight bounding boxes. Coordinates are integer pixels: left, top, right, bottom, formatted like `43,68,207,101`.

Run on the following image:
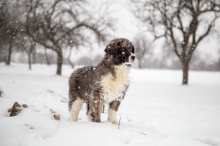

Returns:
133,33,152,68
19,36,36,70
67,47,75,68
22,0,114,75
0,0,20,65
131,0,220,84
44,49,51,66
218,47,220,70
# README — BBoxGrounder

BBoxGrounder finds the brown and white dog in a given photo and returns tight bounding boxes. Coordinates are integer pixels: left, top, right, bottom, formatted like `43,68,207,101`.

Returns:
68,38,135,125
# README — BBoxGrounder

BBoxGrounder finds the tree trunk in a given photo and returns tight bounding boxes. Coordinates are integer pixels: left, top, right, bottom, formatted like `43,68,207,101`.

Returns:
182,62,189,85
44,49,51,66
67,48,74,68
56,49,63,75
67,59,74,68
28,53,32,70
218,59,220,71
32,49,36,64
138,60,142,69
6,44,12,65
218,50,220,71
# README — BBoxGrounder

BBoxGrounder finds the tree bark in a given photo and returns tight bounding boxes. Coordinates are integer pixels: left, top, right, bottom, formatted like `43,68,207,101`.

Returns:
138,59,142,69
67,59,74,68
28,53,32,70
67,47,74,68
44,49,51,66
218,50,220,71
6,44,12,65
32,49,36,64
56,48,63,75
218,58,220,71
182,61,189,85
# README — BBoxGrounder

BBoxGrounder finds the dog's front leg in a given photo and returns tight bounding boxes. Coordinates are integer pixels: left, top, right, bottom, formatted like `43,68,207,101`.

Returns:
108,101,120,125
69,97,84,122
87,97,104,122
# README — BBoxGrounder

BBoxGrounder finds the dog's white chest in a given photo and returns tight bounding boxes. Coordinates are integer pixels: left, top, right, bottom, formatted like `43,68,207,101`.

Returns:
100,65,130,102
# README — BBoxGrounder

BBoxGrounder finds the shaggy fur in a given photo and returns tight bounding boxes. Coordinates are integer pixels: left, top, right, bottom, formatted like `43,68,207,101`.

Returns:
68,38,135,125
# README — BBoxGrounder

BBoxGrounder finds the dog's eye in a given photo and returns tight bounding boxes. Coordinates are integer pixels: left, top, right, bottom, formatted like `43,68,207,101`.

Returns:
131,46,135,53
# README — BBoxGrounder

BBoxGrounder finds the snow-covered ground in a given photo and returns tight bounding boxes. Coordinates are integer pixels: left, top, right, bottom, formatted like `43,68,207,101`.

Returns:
0,63,220,146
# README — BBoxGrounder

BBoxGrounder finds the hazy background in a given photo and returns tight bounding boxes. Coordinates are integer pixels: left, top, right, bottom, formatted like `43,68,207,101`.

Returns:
0,0,220,72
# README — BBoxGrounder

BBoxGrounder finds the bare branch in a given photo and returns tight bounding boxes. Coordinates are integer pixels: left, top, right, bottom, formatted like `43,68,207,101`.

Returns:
197,15,219,44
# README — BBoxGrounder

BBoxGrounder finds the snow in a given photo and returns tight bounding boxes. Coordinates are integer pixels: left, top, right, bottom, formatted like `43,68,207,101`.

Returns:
0,63,220,146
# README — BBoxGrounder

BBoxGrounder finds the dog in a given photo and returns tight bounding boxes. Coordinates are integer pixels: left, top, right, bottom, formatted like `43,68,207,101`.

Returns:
68,38,135,125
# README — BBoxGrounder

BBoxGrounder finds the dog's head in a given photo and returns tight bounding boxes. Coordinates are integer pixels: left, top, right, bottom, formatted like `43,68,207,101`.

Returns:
104,38,135,66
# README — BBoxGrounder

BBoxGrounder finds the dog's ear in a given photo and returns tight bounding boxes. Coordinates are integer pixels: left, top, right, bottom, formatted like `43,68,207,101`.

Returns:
104,45,112,54
105,39,122,55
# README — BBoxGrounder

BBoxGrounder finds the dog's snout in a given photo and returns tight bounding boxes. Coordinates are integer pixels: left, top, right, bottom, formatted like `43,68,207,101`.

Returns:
131,55,135,61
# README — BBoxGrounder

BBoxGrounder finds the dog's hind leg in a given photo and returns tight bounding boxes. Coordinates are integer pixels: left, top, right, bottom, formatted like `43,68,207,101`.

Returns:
87,97,104,122
69,97,84,122
108,101,121,125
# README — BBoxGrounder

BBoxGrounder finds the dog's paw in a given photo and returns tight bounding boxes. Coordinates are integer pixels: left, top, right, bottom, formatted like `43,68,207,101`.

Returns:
70,119,78,122
92,119,101,123
70,116,78,122
111,121,119,125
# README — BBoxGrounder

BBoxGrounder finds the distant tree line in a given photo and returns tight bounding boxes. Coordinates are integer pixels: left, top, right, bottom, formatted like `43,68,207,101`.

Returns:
133,33,220,71
0,0,114,75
